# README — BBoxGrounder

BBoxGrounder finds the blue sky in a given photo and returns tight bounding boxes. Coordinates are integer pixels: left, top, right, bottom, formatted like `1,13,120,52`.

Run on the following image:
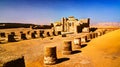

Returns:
0,0,120,24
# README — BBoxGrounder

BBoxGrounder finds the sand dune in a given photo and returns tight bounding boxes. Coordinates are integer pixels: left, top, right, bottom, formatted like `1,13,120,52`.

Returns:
82,29,120,67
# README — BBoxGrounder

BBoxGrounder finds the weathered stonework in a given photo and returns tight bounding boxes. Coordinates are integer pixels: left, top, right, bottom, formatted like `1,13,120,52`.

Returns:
8,34,16,42
73,38,81,49
63,40,72,55
21,33,27,40
81,36,87,43
44,46,57,65
53,16,90,33
92,32,96,38
82,27,90,33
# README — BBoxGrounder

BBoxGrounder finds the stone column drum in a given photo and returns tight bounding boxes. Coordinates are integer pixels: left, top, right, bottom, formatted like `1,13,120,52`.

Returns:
8,34,16,42
21,33,27,40
89,33,92,39
58,31,61,35
31,32,36,38
81,36,87,43
95,32,98,37
97,31,101,36
92,33,95,38
52,31,56,36
26,31,31,39
74,38,81,49
86,34,90,40
62,34,66,37
44,46,57,65
63,41,72,55
46,32,50,37
55,31,58,36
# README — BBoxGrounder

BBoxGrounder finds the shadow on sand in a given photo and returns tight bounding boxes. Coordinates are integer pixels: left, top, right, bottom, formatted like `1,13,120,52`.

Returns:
86,40,91,42
81,44,87,48
72,50,81,54
56,58,70,64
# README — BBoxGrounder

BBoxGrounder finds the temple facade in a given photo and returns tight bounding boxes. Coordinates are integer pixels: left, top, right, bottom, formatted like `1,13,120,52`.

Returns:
53,16,90,33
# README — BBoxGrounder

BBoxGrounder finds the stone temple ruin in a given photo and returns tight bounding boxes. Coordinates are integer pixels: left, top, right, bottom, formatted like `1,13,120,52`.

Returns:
0,16,119,67
53,16,90,33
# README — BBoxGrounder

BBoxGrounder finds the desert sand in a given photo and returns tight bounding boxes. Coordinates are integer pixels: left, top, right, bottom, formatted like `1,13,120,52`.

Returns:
0,28,120,67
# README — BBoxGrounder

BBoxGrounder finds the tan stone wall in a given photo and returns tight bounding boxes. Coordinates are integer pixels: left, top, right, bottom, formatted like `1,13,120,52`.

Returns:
54,26,62,31
82,27,90,33
53,16,90,33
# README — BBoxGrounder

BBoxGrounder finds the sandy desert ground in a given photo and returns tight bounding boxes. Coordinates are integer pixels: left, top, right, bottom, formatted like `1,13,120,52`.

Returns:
0,28,120,67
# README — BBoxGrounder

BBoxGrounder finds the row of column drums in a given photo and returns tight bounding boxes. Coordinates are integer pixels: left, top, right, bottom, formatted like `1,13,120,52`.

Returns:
0,29,108,67
44,29,109,65
0,30,61,43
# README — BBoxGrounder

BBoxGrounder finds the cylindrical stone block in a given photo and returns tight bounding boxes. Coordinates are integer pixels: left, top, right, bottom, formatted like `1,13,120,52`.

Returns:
40,32,44,38
89,33,92,39
58,31,61,35
63,41,72,55
81,36,87,43
55,31,58,36
95,32,98,37
0,32,6,37
36,31,40,37
103,30,106,35
92,33,95,38
25,31,31,39
47,32,50,37
97,31,101,36
86,34,90,40
34,31,39,38
49,31,53,36
31,32,36,38
101,29,106,35
52,31,56,36
8,34,16,42
21,33,27,40
44,46,57,65
27,31,30,35
62,34,66,37
73,38,81,49
43,31,48,37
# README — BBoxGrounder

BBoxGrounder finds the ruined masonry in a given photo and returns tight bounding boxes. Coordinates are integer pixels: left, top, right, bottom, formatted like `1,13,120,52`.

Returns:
53,16,90,33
